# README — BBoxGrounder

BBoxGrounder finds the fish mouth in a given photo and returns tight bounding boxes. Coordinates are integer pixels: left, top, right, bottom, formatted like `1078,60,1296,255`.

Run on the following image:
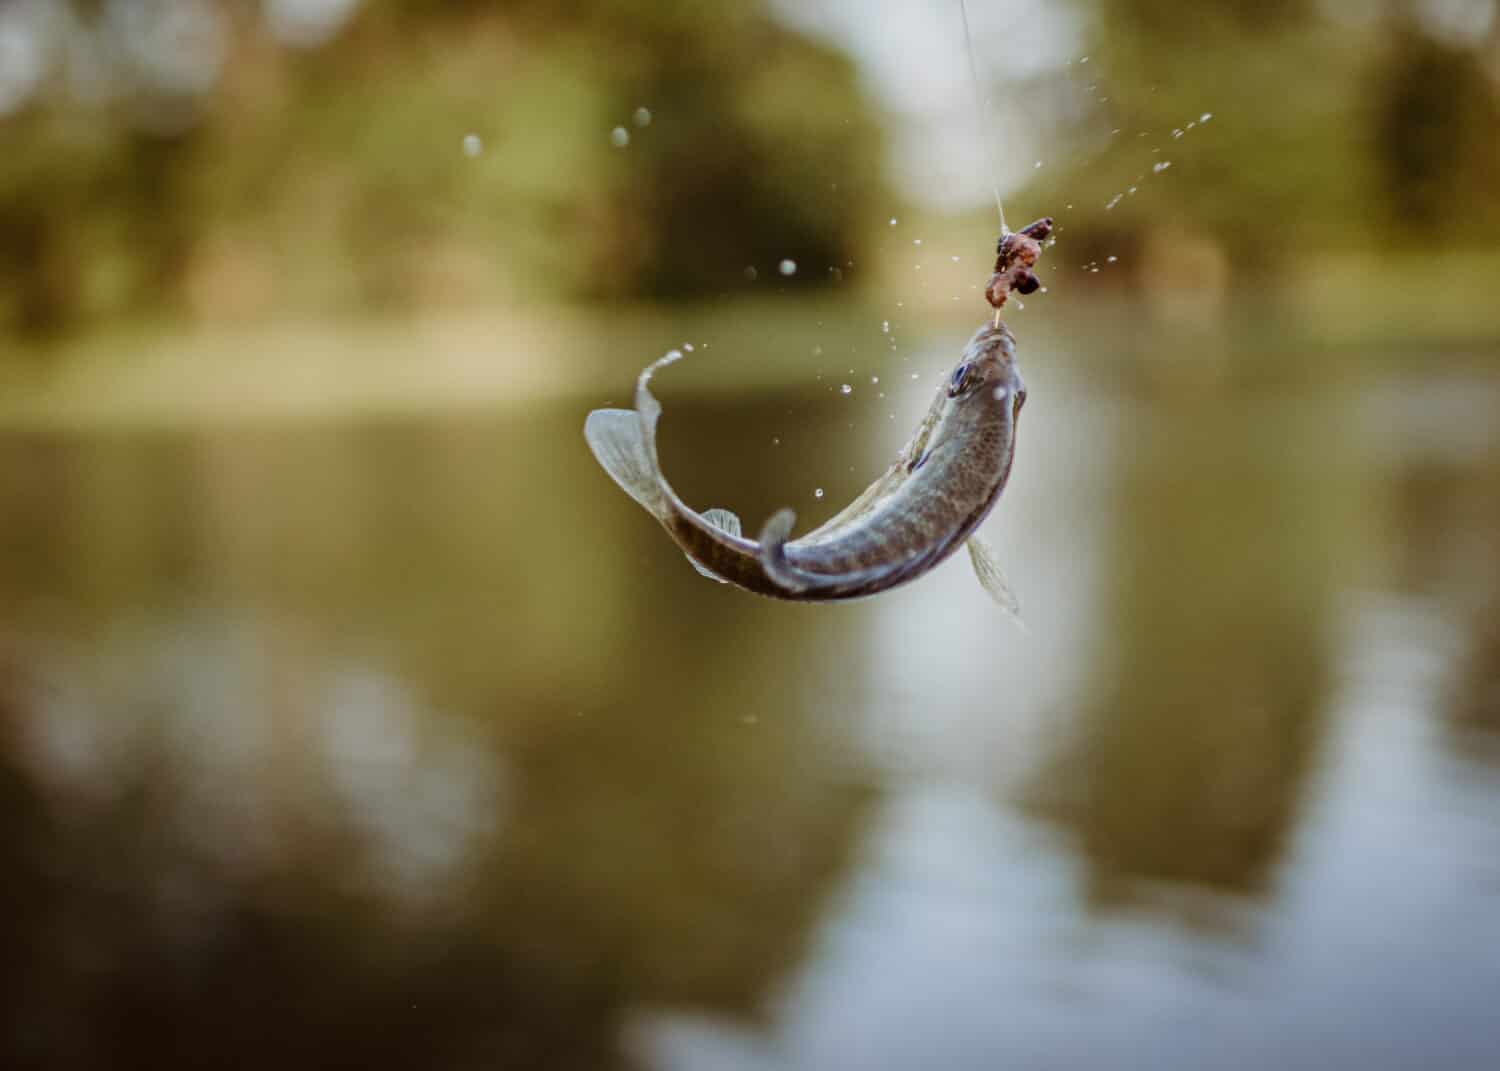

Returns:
966,320,1017,369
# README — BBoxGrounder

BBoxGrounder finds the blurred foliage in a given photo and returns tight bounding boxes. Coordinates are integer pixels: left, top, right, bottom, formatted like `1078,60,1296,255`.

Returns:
4,0,1500,343
1028,0,1500,276
0,0,885,337
0,402,876,1069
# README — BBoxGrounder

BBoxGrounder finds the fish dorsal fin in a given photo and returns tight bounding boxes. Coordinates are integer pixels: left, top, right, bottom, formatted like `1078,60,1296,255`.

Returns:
801,382,949,546
685,508,743,583
799,461,899,545
967,534,1025,625
701,508,743,537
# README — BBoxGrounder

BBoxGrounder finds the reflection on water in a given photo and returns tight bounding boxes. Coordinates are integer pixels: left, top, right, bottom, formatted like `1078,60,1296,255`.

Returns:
1025,372,1355,913
1,321,1499,1069
0,406,875,1068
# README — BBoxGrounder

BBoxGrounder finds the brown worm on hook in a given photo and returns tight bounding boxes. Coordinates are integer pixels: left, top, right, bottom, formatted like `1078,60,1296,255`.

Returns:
985,217,1053,313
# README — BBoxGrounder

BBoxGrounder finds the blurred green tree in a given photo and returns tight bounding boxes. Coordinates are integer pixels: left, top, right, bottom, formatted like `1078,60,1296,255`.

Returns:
1024,0,1500,280
0,0,886,339
1371,17,1500,236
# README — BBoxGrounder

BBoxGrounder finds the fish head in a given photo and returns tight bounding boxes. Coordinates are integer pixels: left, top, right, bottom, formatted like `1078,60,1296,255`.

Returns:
944,320,1026,426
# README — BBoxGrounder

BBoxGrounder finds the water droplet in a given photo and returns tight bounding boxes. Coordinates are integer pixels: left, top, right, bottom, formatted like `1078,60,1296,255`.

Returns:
665,349,683,360
1200,112,1213,123
1090,266,1100,273
772,436,781,446
1153,160,1171,173
911,373,919,380
814,488,825,499
840,383,852,394
870,375,880,384
881,320,890,333
1107,255,1118,263
812,344,823,356
1034,159,1043,169
684,343,694,352
633,107,652,127
951,255,961,262
1171,128,1184,139
610,126,630,148
779,259,798,276
744,266,758,281
1128,186,1138,195
462,134,483,157
1080,55,1090,64
889,217,898,226
1105,194,1124,211
913,239,923,246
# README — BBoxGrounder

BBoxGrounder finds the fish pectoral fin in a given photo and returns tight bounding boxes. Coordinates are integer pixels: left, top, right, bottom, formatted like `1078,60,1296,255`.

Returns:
584,408,665,517
685,508,742,583
967,535,1026,627
701,508,743,537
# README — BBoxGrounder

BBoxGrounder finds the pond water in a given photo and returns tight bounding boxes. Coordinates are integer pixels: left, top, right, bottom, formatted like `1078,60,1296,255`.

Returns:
1,314,1497,1069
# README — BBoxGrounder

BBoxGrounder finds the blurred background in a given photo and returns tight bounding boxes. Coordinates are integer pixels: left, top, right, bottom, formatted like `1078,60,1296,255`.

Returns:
2,1,1499,1068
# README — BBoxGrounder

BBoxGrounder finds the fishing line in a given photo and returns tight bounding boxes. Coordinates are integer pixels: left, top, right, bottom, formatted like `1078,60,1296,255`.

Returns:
959,0,1008,237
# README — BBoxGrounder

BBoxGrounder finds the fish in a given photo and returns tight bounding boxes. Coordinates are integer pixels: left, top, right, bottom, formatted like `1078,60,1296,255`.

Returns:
583,317,1027,609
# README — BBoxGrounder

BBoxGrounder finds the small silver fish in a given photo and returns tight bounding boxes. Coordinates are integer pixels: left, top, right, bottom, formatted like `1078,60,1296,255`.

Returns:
584,318,1026,608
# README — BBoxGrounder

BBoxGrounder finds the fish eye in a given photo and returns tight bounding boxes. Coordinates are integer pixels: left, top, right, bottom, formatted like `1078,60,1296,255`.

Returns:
947,364,973,398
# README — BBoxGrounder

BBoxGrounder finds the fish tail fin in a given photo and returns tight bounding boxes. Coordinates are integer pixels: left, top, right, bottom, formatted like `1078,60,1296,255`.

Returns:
584,349,689,519
757,508,811,592
584,408,668,518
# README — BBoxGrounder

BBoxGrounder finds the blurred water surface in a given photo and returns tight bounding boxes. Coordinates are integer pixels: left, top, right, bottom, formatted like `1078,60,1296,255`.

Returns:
1,307,1499,1070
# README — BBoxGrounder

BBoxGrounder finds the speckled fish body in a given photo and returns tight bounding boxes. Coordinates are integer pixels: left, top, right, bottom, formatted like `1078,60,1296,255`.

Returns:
584,319,1026,603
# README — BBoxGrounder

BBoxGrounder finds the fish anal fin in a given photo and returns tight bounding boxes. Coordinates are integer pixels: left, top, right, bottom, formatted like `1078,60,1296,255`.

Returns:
967,534,1025,626
687,558,728,583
